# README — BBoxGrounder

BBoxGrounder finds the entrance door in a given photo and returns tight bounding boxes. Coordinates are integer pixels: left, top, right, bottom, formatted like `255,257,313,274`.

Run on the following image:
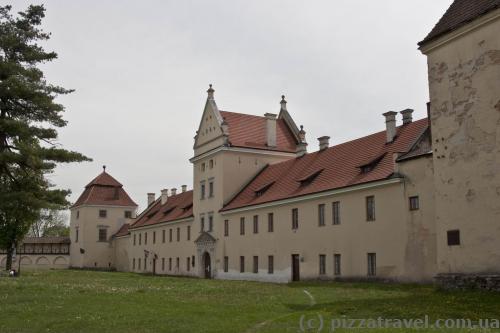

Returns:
203,252,211,279
292,254,300,281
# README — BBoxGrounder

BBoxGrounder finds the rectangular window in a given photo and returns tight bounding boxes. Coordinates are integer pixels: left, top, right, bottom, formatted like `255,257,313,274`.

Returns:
409,196,419,211
133,233,136,245
98,228,107,242
292,208,299,229
268,213,274,232
201,163,205,172
240,217,245,235
253,256,258,274
162,230,165,243
224,256,229,272
176,257,179,269
319,254,326,275
169,258,172,271
366,196,375,221
253,215,259,234
447,230,460,246
240,256,245,273
99,210,107,218
187,257,190,271
75,228,79,243
138,258,141,270
208,215,213,232
200,217,205,232
76,210,80,219
153,231,156,244
169,229,173,242
162,258,165,271
367,253,376,276
187,226,191,241
144,232,148,245
133,258,136,270
332,201,340,225
125,211,132,218
209,181,214,197
268,255,274,274
318,204,325,226
334,254,341,276
177,227,180,242
201,183,206,199
139,233,142,245
224,220,229,237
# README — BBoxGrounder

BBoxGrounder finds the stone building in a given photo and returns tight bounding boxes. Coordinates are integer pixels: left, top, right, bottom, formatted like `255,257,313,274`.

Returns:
67,0,500,285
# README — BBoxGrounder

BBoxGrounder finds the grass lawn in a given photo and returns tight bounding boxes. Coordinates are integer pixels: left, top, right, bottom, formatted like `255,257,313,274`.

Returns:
0,270,499,333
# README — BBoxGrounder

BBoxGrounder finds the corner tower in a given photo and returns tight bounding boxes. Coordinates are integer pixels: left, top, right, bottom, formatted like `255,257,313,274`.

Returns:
69,167,137,269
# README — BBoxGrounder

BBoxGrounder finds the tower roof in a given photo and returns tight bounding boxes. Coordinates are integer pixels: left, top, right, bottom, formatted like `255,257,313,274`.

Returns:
72,169,137,208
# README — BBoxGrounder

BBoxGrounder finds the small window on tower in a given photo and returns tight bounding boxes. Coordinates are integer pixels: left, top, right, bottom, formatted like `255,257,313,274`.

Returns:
124,211,132,218
447,230,460,246
409,196,419,211
98,228,107,242
99,210,107,218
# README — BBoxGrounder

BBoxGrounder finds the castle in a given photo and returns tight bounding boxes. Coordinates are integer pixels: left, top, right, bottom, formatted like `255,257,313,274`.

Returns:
8,0,498,286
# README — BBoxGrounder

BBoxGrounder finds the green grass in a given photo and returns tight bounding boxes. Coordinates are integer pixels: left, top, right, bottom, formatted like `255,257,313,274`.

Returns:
0,270,499,333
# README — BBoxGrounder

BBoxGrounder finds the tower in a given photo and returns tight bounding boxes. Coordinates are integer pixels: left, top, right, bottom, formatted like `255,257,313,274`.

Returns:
69,167,137,269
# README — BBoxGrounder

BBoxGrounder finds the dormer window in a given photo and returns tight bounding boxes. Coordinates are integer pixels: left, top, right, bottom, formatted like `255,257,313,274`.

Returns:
163,206,176,216
358,153,386,174
254,182,275,197
296,169,324,187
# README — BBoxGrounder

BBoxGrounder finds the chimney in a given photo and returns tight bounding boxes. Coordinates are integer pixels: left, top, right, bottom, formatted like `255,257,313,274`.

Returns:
207,84,214,100
160,189,169,205
318,136,330,151
296,142,307,157
181,185,187,193
264,113,277,147
147,193,156,206
400,108,413,125
171,188,177,196
383,111,398,143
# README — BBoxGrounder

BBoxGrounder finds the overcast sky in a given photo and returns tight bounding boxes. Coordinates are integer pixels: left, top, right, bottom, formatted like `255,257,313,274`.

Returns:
11,0,452,212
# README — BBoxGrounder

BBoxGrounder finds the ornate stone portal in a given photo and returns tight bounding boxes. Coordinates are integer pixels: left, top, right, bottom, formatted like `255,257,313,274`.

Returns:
194,232,217,279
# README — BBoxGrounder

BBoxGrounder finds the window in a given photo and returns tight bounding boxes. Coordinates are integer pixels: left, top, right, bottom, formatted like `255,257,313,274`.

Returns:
240,256,245,273
334,254,341,276
187,257,190,271
268,255,274,274
99,210,107,218
162,230,165,243
332,201,340,225
98,228,107,242
318,204,325,226
253,256,258,273
240,217,245,235
200,217,205,232
366,196,375,221
201,163,206,172
201,183,206,199
192,255,195,267
367,253,376,276
139,233,142,245
125,211,132,218
319,254,326,275
138,258,141,270
224,256,229,272
268,213,274,232
253,215,259,234
153,231,156,244
133,258,136,270
176,257,179,269
169,258,172,271
76,210,80,219
162,258,165,271
292,208,299,229
209,181,214,197
176,227,180,242
75,227,79,243
169,229,173,242
409,196,419,210
208,215,213,232
144,232,148,245
447,230,460,246
187,226,191,241
224,220,229,237
209,159,214,169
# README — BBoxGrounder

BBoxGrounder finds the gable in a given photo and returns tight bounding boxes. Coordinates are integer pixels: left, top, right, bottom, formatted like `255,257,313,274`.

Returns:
194,98,224,149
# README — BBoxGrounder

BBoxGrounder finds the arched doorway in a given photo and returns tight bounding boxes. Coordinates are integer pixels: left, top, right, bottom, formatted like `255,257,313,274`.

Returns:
203,252,211,279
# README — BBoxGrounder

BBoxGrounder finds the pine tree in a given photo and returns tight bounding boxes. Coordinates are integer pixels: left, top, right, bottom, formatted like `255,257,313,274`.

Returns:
0,5,91,270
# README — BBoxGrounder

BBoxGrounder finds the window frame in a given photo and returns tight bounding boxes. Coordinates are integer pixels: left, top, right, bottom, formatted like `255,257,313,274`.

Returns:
332,201,340,225
253,215,259,234
98,228,107,242
319,254,326,275
409,196,420,211
318,204,325,226
334,254,341,276
292,208,299,229
367,253,376,276
268,255,274,274
240,217,245,235
268,213,274,232
366,196,376,221
98,210,107,218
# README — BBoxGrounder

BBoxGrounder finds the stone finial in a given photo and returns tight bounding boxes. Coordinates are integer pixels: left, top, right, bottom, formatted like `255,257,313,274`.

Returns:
298,125,306,143
103,165,106,172
280,95,287,111
207,84,214,100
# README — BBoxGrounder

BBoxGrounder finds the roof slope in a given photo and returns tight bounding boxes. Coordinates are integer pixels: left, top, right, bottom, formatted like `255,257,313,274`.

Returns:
130,190,194,229
222,118,428,211
419,0,500,46
114,223,130,237
72,171,137,208
220,111,298,153
22,237,70,244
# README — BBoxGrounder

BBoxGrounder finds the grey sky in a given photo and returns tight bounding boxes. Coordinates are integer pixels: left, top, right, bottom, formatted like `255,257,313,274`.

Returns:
11,0,452,212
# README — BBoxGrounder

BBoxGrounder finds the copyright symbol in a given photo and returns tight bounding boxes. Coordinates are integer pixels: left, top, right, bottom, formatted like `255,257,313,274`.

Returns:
299,313,324,332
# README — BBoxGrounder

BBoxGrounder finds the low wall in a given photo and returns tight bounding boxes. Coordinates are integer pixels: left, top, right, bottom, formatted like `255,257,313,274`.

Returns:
0,254,70,270
436,273,500,291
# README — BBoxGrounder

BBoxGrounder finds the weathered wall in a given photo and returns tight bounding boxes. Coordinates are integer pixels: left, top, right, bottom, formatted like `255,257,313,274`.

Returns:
422,9,500,274
0,254,69,270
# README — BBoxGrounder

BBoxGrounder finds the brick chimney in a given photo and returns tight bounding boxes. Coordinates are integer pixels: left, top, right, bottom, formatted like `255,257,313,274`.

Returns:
147,193,155,206
318,136,330,151
171,188,177,196
181,185,187,193
264,113,277,147
160,189,168,205
400,109,413,125
383,111,398,143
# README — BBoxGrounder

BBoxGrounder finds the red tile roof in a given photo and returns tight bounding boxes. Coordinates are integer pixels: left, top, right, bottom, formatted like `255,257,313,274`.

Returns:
22,237,71,244
114,223,130,238
220,111,298,152
72,171,137,208
222,118,429,211
419,0,500,46
130,190,194,229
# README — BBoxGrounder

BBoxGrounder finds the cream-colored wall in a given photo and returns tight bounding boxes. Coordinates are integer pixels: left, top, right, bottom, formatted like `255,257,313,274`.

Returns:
422,10,500,274
0,254,69,270
113,235,131,272
127,220,197,277
70,205,136,269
